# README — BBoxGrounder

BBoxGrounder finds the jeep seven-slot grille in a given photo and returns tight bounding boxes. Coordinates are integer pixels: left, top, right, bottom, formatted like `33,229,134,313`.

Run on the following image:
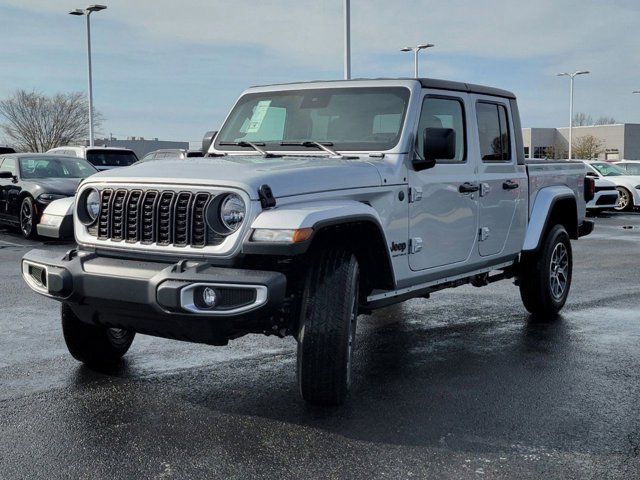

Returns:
94,188,223,248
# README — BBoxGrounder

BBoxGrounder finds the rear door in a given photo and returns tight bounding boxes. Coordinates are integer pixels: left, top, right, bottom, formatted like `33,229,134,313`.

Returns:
474,98,526,257
408,92,479,271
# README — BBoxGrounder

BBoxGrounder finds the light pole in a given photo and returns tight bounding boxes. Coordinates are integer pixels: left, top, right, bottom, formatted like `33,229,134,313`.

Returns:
400,44,435,78
343,0,351,80
557,70,589,159
69,4,107,147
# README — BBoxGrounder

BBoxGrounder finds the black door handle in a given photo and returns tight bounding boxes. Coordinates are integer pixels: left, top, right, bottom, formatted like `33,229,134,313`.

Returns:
458,182,479,193
503,180,519,190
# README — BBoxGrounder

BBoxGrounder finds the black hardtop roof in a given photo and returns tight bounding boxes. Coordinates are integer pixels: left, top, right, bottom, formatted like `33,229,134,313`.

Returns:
251,78,516,100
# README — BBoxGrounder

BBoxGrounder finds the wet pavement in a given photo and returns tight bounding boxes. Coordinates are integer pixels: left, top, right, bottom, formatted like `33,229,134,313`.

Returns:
1,213,639,479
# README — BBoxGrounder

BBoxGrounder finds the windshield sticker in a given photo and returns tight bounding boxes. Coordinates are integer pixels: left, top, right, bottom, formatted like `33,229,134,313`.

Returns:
246,100,272,133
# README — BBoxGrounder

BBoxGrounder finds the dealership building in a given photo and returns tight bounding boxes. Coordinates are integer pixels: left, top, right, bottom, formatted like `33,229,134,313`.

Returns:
522,124,640,161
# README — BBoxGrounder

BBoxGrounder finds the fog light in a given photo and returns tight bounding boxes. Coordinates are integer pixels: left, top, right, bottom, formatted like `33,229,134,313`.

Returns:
202,287,217,308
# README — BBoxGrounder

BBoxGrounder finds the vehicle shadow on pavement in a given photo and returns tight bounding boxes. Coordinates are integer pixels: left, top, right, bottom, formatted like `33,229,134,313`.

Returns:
158,304,599,454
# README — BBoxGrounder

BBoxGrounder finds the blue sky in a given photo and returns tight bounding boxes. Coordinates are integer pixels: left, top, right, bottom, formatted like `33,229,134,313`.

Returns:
1,0,639,146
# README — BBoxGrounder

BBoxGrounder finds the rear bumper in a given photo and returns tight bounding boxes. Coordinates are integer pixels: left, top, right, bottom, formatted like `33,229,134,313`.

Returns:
21,249,287,345
578,220,595,238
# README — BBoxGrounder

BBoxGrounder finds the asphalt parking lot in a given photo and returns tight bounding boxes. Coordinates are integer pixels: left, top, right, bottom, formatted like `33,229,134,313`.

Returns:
1,213,639,480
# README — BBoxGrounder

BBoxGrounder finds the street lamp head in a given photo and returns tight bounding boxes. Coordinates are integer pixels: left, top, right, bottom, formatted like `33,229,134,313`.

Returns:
575,70,590,76
633,91,640,94
400,47,412,52
87,4,107,12
69,8,85,15
417,43,435,50
557,72,569,77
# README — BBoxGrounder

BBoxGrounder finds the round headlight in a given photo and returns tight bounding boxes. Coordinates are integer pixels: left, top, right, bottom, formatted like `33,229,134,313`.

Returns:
220,194,246,232
86,189,100,220
78,188,100,226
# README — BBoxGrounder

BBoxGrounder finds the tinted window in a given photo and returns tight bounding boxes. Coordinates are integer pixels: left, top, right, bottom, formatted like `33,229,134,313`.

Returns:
477,102,511,161
0,147,16,155
216,87,411,152
86,150,138,167
19,156,97,179
416,96,466,163
1,157,18,176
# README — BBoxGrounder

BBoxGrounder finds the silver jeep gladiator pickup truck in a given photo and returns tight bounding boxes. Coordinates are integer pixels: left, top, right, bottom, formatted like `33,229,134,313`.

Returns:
22,78,594,405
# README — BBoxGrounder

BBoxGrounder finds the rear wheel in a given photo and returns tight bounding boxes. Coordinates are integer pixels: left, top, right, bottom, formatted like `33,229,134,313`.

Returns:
614,187,633,212
519,224,572,317
20,196,38,239
296,247,359,406
61,303,135,368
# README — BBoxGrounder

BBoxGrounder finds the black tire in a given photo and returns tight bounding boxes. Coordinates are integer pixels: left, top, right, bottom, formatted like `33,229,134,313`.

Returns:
297,247,359,406
61,303,135,367
614,187,633,212
20,196,38,239
519,224,572,317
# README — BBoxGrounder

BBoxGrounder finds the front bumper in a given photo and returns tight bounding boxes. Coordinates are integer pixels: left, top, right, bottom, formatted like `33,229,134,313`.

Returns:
37,214,74,239
21,249,287,345
587,190,618,210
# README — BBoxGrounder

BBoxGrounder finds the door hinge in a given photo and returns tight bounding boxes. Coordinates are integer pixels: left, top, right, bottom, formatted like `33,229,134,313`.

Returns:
410,237,423,253
408,187,423,203
479,227,490,241
479,183,491,197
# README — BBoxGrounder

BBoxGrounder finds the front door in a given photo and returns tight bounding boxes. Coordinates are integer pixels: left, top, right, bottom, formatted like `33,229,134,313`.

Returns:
408,93,479,271
474,99,525,257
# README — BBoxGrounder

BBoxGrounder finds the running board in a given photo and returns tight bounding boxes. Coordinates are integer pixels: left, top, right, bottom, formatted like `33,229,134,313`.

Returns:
364,261,516,310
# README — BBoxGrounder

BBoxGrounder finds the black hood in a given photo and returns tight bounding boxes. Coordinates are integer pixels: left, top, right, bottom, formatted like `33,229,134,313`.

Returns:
26,177,82,197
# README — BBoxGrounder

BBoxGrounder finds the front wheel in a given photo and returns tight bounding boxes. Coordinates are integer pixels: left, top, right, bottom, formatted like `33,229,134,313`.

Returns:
296,248,360,406
519,224,573,317
614,187,633,212
62,304,135,368
20,196,38,239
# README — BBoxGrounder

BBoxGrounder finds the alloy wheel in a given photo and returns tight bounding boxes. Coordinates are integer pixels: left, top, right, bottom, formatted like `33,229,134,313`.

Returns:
549,242,569,300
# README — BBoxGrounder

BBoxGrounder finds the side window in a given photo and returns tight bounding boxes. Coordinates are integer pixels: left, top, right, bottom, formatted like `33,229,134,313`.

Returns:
476,102,511,161
1,157,17,175
417,96,466,163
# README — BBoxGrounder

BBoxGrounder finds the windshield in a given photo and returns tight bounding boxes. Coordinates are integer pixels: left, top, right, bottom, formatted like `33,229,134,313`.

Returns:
86,150,138,167
215,87,411,152
619,163,640,175
591,162,626,176
19,156,97,179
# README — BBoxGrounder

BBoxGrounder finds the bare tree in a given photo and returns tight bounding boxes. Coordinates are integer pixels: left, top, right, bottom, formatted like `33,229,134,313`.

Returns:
594,116,616,125
0,90,103,152
572,112,593,127
572,134,604,159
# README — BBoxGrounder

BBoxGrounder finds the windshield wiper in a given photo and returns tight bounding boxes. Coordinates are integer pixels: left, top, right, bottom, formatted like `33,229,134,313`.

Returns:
280,141,357,159
219,141,280,158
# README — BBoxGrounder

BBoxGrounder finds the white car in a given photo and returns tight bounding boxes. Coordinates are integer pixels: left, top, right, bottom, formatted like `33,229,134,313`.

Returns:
583,161,640,211
586,178,618,212
37,196,75,239
47,146,138,171
613,160,640,176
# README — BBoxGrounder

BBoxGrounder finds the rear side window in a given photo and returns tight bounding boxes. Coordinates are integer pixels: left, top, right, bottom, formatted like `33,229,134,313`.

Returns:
416,96,466,163
476,102,511,161
86,150,138,167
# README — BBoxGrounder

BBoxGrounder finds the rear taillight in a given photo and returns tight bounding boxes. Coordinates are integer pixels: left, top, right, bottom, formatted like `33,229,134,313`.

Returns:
584,177,595,202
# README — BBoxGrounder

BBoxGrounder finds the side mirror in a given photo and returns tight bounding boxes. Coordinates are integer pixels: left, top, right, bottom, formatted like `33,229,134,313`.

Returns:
202,130,218,153
0,170,13,179
585,171,598,177
413,128,456,171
